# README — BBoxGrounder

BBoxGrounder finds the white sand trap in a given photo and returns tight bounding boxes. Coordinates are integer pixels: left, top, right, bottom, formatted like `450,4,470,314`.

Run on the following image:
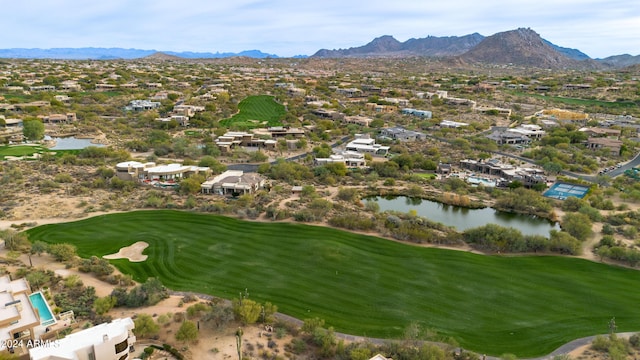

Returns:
103,241,148,262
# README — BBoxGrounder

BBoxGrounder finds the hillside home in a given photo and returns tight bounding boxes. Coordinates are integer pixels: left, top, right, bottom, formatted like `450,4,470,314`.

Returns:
586,138,622,156
39,113,76,124
29,85,55,92
29,317,136,360
214,131,276,153
459,158,546,188
155,115,189,127
53,95,71,103
365,103,397,113
579,127,621,138
95,84,116,91
315,151,366,168
58,81,81,92
201,170,266,195
401,108,432,119
379,126,426,142
124,100,161,112
312,109,344,120
0,276,46,355
439,120,469,129
345,135,390,156
115,161,211,183
336,88,363,97
476,106,512,117
265,126,305,138
173,104,205,117
343,116,373,127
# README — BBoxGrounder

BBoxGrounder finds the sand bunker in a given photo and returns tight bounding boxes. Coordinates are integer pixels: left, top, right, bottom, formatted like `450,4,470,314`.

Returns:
103,241,148,262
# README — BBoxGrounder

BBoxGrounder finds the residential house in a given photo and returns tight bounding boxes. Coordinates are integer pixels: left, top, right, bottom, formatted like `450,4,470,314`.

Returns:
505,124,546,140
0,276,46,355
476,106,512,117
265,126,305,138
459,158,546,187
436,163,452,175
29,85,55,92
401,108,432,119
53,95,71,103
579,127,621,138
155,115,189,127
214,132,276,153
124,100,161,112
39,113,76,124
95,84,116,91
439,120,469,129
201,170,266,195
173,104,205,117
312,109,344,120
343,116,373,127
315,151,366,168
29,317,136,360
336,88,363,97
485,125,545,145
58,81,81,92
379,126,426,142
586,138,622,156
365,103,397,113
115,161,211,183
345,135,390,156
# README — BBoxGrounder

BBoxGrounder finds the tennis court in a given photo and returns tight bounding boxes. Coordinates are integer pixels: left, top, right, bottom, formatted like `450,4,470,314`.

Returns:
543,182,590,200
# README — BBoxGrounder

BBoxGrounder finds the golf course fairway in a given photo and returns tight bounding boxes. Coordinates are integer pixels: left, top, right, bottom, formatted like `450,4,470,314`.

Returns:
26,210,640,357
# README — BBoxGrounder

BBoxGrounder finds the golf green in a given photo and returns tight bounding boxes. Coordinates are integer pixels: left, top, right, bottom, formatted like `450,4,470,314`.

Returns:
26,210,640,357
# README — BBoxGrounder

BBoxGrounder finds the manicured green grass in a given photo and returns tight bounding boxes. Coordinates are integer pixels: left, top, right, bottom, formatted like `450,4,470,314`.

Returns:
0,145,46,159
26,210,640,357
0,145,80,160
220,95,285,129
507,90,637,109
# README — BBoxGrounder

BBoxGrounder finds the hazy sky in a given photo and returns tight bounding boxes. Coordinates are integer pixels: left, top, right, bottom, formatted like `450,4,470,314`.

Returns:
4,0,639,58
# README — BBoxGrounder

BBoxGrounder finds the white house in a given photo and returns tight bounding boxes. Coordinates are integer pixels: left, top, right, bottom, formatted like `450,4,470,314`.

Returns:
345,135,390,156
29,318,136,360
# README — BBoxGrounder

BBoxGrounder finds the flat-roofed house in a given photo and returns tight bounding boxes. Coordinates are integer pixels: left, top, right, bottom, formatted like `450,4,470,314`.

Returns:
343,116,373,127
115,161,211,182
345,135,390,156
201,170,266,195
0,276,45,354
29,317,136,360
379,126,426,142
315,151,366,168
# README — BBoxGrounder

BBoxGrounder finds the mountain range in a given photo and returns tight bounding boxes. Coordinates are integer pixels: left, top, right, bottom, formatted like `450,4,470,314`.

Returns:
0,48,281,60
1,28,638,69
312,28,640,69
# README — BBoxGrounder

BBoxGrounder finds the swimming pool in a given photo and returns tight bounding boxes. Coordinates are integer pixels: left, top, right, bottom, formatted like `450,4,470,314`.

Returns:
28,291,57,326
466,176,496,187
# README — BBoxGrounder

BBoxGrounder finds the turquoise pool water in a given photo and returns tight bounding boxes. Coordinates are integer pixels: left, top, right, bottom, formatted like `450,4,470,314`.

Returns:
28,292,56,326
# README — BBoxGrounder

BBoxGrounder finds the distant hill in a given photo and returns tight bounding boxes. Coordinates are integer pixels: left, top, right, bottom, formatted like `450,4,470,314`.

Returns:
597,54,640,68
142,52,184,61
0,47,280,60
542,39,590,60
460,28,592,69
312,33,484,58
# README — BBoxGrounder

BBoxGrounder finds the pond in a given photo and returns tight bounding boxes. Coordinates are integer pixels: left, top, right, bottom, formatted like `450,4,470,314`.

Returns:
47,137,105,150
365,196,560,237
